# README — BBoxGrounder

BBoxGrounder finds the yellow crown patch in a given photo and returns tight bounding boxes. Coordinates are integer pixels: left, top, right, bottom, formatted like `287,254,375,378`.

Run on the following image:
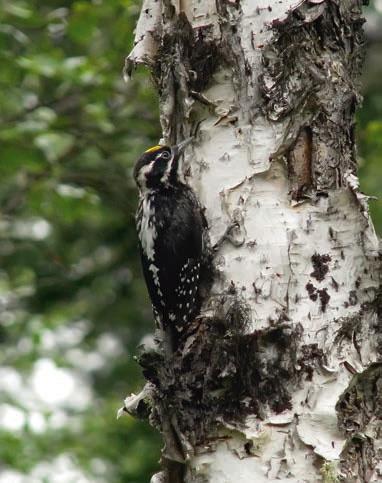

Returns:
145,145,163,154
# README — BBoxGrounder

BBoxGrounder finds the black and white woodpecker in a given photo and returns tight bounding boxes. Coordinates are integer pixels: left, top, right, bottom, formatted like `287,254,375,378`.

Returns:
133,138,206,348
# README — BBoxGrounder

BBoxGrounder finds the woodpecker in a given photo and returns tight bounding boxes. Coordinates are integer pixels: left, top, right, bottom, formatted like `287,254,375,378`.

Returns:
134,138,205,348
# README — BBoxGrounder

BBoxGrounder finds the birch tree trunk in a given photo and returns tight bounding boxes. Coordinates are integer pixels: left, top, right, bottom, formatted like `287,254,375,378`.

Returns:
123,1,382,481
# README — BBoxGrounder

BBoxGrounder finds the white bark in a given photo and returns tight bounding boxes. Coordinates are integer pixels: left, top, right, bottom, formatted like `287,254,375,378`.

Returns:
126,1,381,481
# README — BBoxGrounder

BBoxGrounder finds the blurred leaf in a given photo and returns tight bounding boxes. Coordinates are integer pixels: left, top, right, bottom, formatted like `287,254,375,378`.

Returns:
34,132,75,162
0,146,45,175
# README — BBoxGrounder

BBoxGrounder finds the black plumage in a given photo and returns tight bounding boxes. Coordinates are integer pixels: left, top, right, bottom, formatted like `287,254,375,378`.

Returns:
134,141,205,346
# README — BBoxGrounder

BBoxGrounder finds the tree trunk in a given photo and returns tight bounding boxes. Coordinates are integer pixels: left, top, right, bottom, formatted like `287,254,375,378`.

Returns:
124,1,382,481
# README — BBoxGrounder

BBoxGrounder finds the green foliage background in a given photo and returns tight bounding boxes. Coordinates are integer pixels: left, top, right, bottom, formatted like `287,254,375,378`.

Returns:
0,1,380,482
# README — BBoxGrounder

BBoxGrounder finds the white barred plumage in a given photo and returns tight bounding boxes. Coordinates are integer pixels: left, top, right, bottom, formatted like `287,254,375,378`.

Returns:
133,140,205,348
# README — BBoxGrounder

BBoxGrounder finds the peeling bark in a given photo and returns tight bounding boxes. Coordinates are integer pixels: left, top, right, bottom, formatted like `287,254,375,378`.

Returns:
123,1,381,481
287,126,312,201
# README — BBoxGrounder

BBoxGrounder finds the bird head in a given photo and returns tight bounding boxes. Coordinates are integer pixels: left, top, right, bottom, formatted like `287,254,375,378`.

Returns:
134,138,193,192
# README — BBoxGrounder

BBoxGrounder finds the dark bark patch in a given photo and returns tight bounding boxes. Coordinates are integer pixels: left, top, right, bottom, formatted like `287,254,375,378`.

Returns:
334,314,362,346
343,368,382,421
237,324,300,414
139,296,303,446
331,277,339,292
318,288,330,313
297,344,325,381
153,11,223,143
336,363,382,481
306,282,318,301
260,1,366,190
161,460,185,483
244,441,253,455
348,290,358,306
372,289,382,358
310,253,331,282
305,282,330,312
157,14,221,93
328,226,335,240
339,437,377,483
287,126,313,200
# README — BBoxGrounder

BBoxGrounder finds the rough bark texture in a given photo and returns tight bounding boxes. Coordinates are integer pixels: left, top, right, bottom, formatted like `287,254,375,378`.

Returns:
124,1,381,481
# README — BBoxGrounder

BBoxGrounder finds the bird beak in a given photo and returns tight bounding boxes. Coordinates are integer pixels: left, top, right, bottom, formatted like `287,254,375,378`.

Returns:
171,137,193,159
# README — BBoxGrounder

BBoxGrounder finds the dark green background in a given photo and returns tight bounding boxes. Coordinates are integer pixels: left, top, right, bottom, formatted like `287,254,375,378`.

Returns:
0,1,380,482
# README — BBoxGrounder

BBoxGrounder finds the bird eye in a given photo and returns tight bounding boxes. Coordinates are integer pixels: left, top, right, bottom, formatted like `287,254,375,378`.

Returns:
161,151,170,160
